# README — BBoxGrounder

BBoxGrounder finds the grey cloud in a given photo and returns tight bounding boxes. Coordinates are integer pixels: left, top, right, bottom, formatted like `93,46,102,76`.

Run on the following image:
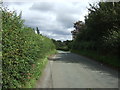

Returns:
29,2,83,14
6,2,91,41
30,2,54,12
49,35,72,41
45,29,71,35
39,25,71,35
56,13,77,28
24,2,83,40
24,19,71,36
24,19,40,28
3,2,26,6
28,2,85,30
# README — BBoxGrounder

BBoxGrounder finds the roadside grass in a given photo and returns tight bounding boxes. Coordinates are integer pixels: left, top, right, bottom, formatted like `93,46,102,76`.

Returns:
57,46,69,51
0,51,1,57
23,50,56,88
23,57,48,88
0,51,1,86
72,50,119,69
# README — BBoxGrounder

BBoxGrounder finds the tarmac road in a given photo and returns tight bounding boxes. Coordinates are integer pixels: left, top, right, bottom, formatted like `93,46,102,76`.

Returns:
36,51,119,88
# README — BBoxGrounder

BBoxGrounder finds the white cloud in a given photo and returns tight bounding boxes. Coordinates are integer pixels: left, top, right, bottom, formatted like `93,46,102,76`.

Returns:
3,0,100,41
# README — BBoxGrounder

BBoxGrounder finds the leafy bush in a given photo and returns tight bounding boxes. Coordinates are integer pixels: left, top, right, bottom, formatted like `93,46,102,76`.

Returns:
71,2,120,68
2,8,55,88
52,39,73,51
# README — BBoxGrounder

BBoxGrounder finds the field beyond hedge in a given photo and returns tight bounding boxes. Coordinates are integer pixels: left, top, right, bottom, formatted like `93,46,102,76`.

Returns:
2,8,56,88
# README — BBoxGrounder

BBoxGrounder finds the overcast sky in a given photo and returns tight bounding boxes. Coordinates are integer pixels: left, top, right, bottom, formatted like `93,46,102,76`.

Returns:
3,0,100,41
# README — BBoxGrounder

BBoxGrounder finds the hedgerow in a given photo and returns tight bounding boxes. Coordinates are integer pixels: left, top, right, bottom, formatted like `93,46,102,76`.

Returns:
71,2,119,68
2,8,55,88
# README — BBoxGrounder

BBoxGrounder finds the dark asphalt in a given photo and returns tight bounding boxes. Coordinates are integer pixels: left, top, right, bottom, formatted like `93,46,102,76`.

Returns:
36,51,119,88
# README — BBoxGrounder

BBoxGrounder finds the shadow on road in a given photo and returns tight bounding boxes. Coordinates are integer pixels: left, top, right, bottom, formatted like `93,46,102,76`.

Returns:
49,51,119,79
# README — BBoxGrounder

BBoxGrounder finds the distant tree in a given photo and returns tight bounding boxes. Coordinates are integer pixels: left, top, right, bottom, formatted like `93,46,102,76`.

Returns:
36,27,40,34
71,21,85,40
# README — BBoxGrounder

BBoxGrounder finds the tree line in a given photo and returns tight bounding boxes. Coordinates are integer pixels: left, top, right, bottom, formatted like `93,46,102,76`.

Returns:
71,2,119,68
53,2,120,68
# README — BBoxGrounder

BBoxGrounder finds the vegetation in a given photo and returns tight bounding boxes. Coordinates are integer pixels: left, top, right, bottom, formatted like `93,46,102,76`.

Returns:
0,45,1,88
2,8,56,88
52,39,72,51
72,50,118,68
71,2,120,68
1,1,120,88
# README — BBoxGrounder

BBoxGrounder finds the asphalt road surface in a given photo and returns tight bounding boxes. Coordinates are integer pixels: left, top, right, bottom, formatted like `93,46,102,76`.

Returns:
36,51,119,88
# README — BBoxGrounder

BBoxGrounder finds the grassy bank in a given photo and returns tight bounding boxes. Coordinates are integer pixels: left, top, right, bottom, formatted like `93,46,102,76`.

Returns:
23,57,48,88
72,50,119,69
23,50,56,88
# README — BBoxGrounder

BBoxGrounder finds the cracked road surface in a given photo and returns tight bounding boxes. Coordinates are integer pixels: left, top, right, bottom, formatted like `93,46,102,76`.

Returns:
36,51,119,88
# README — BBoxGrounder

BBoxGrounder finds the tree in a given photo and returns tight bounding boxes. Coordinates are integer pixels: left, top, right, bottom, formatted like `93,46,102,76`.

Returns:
72,2,120,54
71,21,85,40
36,27,40,34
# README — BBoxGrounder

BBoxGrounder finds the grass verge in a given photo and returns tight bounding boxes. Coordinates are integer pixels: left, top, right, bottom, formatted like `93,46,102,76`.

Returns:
23,57,48,88
23,50,56,88
72,50,119,70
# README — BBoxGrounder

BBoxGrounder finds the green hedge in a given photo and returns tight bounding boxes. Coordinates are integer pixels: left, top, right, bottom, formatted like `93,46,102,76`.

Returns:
2,8,55,88
72,50,119,68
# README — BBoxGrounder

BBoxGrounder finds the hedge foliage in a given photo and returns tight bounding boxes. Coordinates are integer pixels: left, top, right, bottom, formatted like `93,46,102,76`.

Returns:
72,2,120,55
2,8,55,88
71,2,119,68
